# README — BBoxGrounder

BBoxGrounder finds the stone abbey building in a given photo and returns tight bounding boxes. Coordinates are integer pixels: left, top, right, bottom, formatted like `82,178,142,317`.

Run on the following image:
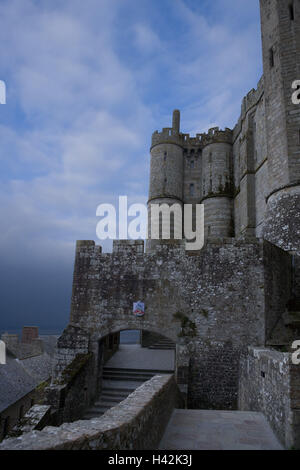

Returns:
1,0,300,450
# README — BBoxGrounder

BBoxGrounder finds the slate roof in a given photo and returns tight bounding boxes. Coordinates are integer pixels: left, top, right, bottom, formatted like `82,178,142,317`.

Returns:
0,336,57,413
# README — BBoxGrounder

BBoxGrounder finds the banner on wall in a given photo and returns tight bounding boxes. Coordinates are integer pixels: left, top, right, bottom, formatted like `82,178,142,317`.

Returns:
133,301,145,317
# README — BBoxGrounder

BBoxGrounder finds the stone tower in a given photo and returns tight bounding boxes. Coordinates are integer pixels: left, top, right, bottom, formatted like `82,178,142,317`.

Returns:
147,110,184,251
147,111,235,251
201,128,234,238
260,0,300,254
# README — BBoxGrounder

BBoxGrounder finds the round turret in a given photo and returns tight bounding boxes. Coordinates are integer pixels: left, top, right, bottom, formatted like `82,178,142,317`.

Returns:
147,110,184,252
201,130,234,238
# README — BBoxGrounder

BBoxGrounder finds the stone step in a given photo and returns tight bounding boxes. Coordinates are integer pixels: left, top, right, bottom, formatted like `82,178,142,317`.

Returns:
147,340,176,350
101,390,131,398
96,400,123,408
104,367,173,374
83,368,173,421
98,395,129,403
102,374,151,382
103,370,154,377
101,386,136,393
103,370,156,378
90,404,110,411
83,410,105,419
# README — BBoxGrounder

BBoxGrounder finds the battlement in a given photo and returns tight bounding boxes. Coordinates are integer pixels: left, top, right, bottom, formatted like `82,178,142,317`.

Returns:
241,76,264,118
199,127,233,147
151,128,186,148
233,77,264,141
151,126,232,149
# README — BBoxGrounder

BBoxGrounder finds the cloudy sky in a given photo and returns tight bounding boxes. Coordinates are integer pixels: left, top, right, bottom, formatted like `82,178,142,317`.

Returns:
0,0,262,333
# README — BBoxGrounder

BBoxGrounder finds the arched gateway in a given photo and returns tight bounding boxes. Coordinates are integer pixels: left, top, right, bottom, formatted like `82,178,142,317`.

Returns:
45,236,292,426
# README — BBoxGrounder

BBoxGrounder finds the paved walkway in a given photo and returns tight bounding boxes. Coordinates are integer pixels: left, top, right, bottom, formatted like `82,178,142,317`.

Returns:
106,344,175,370
159,409,283,450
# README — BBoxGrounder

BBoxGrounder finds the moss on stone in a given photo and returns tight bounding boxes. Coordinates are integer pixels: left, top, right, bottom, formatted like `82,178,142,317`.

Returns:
54,353,93,385
173,311,197,337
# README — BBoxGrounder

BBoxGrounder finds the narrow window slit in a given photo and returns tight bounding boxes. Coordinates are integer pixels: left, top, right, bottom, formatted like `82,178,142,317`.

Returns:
269,47,274,68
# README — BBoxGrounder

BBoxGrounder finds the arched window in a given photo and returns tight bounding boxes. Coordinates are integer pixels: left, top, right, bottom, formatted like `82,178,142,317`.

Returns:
190,183,195,197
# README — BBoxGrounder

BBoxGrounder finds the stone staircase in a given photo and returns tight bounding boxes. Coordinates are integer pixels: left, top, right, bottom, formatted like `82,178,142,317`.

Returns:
148,339,176,350
83,367,173,419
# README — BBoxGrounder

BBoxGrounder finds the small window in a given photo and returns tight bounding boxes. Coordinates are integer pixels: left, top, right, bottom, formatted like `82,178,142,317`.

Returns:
261,371,265,378
164,178,167,183
289,3,295,21
190,160,195,169
269,47,274,68
190,183,195,196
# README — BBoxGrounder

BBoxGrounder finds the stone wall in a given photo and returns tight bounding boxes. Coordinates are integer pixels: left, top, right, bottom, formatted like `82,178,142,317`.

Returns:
263,241,292,343
233,77,267,238
0,375,183,450
45,352,95,426
188,340,241,410
238,346,300,449
0,390,36,441
10,405,52,436
50,237,281,413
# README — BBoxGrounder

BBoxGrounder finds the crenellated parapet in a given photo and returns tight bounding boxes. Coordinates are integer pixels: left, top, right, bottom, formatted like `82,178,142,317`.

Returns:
151,126,232,150
151,128,186,149
200,127,233,148
233,77,264,142
241,76,264,120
